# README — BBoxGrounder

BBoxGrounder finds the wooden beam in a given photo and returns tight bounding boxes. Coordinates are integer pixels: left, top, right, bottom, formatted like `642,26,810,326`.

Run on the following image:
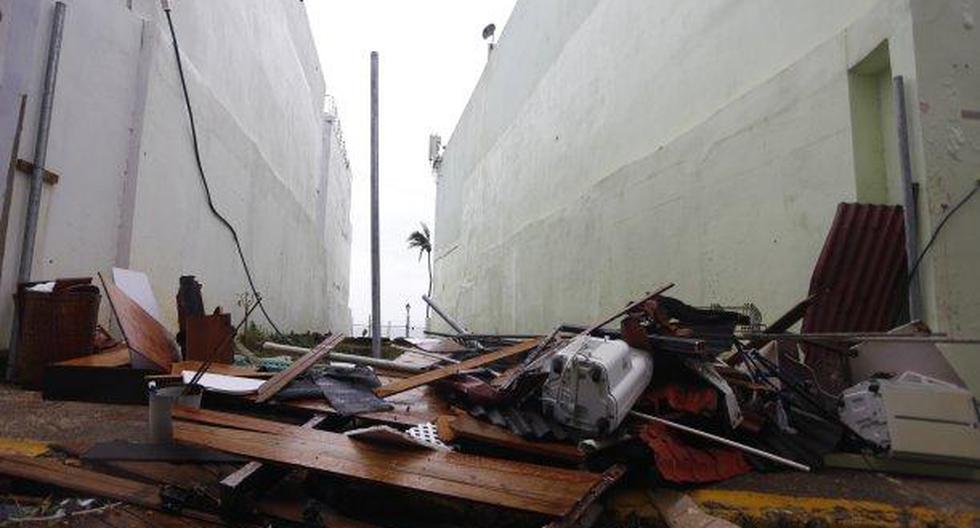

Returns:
254,334,343,403
173,408,604,517
374,339,540,398
15,158,59,184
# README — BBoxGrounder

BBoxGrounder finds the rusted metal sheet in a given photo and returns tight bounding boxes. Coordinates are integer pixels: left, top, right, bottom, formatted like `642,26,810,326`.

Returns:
802,203,907,393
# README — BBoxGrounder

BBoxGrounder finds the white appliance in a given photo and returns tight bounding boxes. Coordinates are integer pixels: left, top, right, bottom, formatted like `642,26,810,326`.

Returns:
541,336,653,436
840,371,980,464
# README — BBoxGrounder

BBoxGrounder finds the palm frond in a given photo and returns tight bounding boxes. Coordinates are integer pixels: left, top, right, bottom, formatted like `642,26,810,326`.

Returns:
407,222,432,261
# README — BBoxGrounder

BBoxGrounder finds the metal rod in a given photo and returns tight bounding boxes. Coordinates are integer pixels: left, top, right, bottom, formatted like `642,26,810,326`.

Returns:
630,411,810,472
585,283,674,335
422,329,537,340
422,294,469,335
740,332,979,344
893,75,923,320
7,3,66,381
262,342,426,374
369,51,381,359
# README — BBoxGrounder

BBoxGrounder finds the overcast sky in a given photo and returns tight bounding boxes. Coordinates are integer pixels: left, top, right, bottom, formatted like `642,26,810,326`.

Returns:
305,1,517,333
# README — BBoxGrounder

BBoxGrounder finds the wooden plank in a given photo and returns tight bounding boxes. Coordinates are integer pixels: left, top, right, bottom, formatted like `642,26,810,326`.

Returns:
100,274,177,373
54,346,131,367
15,158,60,184
174,408,599,486
170,361,262,378
0,455,164,509
375,339,540,398
254,334,343,403
173,408,604,516
219,415,326,517
173,421,601,517
447,412,584,463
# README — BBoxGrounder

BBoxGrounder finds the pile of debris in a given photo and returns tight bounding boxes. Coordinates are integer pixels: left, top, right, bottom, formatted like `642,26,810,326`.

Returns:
1,203,978,527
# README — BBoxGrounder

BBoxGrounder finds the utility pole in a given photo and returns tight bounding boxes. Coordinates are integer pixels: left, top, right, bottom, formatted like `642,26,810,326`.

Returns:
405,303,411,338
370,51,381,358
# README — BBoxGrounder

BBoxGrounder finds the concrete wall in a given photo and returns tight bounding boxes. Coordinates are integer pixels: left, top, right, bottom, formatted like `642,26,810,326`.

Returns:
432,0,980,391
0,0,352,342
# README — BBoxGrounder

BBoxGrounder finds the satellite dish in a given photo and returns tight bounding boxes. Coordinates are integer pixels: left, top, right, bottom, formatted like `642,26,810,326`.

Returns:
482,23,496,41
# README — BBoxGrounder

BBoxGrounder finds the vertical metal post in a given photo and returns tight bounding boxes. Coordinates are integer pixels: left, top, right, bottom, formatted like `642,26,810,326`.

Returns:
893,76,922,320
7,2,66,381
370,51,381,358
404,303,410,338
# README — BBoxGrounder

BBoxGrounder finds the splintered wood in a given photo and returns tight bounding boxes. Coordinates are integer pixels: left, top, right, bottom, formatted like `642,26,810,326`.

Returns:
173,407,604,517
375,338,540,398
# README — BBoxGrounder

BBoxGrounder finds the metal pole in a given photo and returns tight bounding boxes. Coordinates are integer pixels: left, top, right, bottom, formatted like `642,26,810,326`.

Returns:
422,294,468,335
630,411,810,472
7,2,66,381
893,76,923,320
405,303,410,338
262,342,425,374
370,51,381,358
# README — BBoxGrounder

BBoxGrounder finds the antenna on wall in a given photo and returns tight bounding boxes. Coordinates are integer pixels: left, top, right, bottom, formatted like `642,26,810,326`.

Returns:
482,23,496,59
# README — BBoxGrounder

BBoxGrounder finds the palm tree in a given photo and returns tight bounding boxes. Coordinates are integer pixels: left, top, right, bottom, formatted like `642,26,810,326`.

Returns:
407,223,433,317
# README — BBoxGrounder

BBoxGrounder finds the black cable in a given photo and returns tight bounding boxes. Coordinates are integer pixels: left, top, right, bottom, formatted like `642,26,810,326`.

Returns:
163,7,284,337
906,179,980,284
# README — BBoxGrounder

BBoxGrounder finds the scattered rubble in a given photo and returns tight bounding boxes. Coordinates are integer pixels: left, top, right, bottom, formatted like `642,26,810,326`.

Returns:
1,208,979,527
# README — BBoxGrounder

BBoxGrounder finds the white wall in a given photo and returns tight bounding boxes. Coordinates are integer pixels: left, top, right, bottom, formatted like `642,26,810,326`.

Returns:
910,0,980,391
433,0,980,391
0,0,352,343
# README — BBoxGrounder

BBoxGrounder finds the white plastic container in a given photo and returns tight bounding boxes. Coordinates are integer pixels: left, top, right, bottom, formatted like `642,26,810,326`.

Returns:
541,336,653,436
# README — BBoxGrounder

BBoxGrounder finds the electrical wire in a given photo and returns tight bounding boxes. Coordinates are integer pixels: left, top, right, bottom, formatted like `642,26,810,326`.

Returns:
907,179,980,284
163,7,283,336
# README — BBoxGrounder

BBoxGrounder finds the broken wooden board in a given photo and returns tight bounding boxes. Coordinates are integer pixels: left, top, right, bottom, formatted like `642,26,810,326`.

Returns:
375,339,540,398
0,455,164,509
0,455,225,525
100,273,177,373
254,334,344,403
173,407,606,517
446,412,584,463
220,415,327,516
546,464,628,528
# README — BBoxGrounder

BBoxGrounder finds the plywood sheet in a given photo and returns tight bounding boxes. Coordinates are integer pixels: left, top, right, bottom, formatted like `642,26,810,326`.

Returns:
100,274,177,372
112,268,163,324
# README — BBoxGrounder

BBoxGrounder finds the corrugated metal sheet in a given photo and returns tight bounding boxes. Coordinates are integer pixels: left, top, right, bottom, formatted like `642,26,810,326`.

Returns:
802,203,908,393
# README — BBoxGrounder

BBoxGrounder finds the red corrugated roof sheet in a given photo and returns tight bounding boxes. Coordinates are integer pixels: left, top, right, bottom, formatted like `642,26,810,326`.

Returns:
802,203,908,393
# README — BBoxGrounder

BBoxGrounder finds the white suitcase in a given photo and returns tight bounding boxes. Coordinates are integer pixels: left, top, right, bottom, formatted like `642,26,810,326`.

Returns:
541,336,653,436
